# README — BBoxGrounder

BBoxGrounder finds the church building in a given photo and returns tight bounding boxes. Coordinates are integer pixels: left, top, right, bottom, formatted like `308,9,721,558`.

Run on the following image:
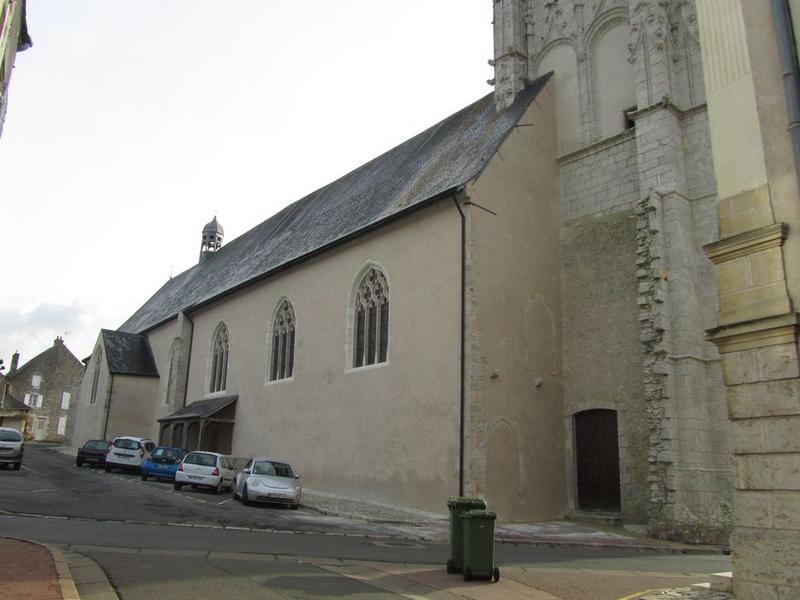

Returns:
73,0,735,543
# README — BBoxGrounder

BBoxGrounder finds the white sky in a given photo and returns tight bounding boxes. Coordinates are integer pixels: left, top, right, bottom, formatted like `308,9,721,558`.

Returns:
1,1,493,366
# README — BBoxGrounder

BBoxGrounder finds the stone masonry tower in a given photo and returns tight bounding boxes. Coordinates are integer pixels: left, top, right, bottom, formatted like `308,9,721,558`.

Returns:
490,0,731,542
199,216,224,263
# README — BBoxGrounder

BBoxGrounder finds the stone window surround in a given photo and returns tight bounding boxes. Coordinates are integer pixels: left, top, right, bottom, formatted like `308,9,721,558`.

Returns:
266,296,296,384
208,322,229,394
345,262,391,372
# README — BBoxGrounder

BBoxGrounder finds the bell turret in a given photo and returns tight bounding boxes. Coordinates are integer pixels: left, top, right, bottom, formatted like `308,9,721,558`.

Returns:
199,216,224,263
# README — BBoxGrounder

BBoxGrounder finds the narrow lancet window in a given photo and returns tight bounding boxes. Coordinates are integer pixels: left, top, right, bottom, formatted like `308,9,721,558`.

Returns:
210,323,229,393
270,300,296,381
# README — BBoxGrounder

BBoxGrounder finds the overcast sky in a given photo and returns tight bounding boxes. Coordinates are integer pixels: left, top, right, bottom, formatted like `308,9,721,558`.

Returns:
1,1,493,367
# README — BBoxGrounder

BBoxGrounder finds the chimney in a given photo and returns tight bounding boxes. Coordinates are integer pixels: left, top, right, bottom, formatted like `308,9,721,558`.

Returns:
54,336,64,346
9,352,19,375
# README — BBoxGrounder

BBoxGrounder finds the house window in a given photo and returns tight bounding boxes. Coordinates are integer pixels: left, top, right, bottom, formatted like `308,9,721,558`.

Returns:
270,300,296,381
24,393,43,408
31,374,42,388
209,323,229,393
353,267,389,368
90,350,102,405
57,416,68,436
61,392,71,410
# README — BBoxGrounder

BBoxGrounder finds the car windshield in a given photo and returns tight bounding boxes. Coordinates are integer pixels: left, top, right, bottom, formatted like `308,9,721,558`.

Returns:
184,453,217,467
253,461,293,478
0,430,22,442
153,448,182,460
113,439,140,450
84,440,108,450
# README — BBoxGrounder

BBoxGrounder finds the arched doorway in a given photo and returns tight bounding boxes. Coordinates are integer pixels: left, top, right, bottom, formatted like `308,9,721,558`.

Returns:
574,409,621,511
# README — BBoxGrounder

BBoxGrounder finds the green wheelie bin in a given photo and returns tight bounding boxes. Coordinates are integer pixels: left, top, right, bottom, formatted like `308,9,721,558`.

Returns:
446,497,487,573
460,509,499,582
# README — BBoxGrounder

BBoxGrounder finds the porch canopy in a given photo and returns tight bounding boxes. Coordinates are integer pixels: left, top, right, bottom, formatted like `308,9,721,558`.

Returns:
158,395,237,454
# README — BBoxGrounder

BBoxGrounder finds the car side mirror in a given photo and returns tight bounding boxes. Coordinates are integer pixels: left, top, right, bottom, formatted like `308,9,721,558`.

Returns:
243,468,251,474
295,475,300,480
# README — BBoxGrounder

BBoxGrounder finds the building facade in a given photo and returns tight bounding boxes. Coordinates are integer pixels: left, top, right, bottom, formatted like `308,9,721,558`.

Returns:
493,0,730,541
5,338,83,442
695,1,800,597
0,0,31,137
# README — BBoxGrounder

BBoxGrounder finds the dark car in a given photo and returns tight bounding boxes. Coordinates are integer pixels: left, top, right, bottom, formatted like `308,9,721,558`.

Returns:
141,446,187,482
0,427,24,470
76,439,110,467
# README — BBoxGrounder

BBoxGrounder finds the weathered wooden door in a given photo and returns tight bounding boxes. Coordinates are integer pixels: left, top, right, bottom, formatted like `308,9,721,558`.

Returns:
575,409,621,511
34,417,48,441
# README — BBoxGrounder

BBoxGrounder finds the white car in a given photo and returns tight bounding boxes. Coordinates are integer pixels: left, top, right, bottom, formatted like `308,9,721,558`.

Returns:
105,436,156,473
232,457,302,509
0,427,24,471
174,451,235,494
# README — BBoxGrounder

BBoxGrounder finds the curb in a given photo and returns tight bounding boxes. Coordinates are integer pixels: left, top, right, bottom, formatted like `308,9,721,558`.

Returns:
45,544,80,600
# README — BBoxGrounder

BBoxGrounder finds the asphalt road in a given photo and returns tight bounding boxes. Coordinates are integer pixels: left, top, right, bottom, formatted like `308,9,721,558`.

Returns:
0,445,732,599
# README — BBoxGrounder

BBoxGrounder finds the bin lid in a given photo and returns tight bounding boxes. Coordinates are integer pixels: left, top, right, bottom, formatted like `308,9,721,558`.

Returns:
447,496,488,509
460,509,497,520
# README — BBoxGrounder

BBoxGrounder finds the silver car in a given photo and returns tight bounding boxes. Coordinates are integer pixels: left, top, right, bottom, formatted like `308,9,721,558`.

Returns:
232,457,302,509
0,427,24,470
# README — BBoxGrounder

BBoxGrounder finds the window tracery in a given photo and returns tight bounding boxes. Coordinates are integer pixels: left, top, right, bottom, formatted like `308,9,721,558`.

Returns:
353,268,389,368
209,323,229,393
270,300,295,381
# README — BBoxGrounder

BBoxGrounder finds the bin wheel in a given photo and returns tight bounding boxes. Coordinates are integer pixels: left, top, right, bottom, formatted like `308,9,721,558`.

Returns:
493,567,500,582
446,560,454,574
463,567,472,582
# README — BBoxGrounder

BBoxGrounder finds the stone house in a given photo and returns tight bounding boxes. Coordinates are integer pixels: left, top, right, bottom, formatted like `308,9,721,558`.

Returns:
73,0,748,544
5,337,83,442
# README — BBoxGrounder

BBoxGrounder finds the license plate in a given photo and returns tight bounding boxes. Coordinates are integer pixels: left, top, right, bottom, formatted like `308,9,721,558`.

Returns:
87,457,99,463
188,475,202,480
268,493,289,499
116,453,133,458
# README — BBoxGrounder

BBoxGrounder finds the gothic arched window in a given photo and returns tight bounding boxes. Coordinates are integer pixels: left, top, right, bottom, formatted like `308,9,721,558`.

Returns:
353,267,389,368
90,349,102,405
209,323,229,393
270,300,296,381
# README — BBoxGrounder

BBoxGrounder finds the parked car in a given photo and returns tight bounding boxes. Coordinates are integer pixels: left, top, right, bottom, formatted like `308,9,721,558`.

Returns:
76,439,109,467
232,457,302,509
141,446,187,482
105,436,156,473
0,427,24,471
174,451,235,494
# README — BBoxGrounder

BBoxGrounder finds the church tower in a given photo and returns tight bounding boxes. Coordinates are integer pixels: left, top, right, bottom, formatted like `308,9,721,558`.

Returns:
199,217,224,263
487,0,730,543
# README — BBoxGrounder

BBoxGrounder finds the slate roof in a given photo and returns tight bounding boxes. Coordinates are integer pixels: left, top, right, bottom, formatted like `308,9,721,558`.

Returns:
158,395,238,422
101,330,159,377
1,391,31,413
120,76,551,335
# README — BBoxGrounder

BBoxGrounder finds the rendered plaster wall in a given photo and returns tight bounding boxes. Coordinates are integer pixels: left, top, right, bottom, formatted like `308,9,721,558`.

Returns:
104,375,159,441
464,81,566,521
71,337,112,447
177,201,462,513
146,319,186,427
561,210,647,518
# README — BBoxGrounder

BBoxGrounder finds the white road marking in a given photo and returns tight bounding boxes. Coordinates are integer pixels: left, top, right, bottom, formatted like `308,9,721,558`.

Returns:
217,498,232,506
21,465,39,474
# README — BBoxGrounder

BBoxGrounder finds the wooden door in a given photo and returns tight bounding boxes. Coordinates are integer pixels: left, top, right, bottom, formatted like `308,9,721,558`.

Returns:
575,409,621,511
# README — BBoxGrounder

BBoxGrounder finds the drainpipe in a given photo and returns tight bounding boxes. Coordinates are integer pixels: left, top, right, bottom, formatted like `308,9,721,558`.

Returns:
452,194,467,497
102,374,115,440
770,0,800,190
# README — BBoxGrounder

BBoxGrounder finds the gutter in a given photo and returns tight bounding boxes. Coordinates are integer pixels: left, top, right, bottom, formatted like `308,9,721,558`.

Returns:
452,194,467,497
770,0,800,192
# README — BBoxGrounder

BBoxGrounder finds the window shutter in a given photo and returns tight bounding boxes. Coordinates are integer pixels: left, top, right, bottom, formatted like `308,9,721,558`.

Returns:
24,393,30,406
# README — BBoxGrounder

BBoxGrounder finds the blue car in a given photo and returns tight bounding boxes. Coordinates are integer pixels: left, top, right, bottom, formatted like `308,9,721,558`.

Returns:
140,446,187,482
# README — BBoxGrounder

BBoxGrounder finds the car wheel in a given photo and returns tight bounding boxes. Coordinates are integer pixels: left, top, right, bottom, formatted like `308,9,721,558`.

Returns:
214,479,223,495
141,473,148,481
242,484,251,506
232,482,239,500
76,459,83,467
13,462,21,471
174,482,183,491
290,504,299,510
464,567,472,582
105,465,112,473
492,567,500,583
